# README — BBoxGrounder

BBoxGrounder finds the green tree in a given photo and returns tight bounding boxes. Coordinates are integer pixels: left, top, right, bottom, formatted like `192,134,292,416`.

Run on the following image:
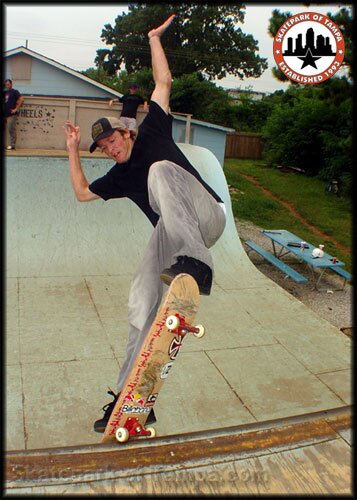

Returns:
96,3,268,80
170,74,235,125
82,67,155,101
261,79,353,194
81,66,120,90
233,94,273,133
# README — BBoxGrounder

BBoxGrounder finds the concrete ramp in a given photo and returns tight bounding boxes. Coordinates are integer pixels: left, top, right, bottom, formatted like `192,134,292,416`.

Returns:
6,145,351,454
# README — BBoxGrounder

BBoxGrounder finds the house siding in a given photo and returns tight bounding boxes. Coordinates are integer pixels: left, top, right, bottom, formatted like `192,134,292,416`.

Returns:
5,55,114,99
172,121,228,166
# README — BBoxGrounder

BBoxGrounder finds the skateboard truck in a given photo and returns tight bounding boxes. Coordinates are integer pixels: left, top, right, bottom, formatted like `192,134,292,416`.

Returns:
166,314,205,338
115,417,156,443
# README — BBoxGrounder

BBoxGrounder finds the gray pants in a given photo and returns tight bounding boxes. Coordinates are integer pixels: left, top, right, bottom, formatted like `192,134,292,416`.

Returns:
5,114,18,147
116,160,226,390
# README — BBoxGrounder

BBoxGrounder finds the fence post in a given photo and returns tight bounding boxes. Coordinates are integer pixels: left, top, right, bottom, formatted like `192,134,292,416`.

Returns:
68,98,76,124
185,114,192,143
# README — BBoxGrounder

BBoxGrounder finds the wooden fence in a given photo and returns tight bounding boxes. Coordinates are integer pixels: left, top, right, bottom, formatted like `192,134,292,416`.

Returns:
225,131,264,159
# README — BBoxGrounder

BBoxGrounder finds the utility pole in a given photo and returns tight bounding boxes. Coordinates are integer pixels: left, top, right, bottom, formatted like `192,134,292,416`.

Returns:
25,39,28,48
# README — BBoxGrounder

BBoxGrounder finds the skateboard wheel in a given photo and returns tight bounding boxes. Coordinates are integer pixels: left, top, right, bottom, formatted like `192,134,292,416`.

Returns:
146,426,156,438
166,315,180,330
194,324,205,338
115,427,129,443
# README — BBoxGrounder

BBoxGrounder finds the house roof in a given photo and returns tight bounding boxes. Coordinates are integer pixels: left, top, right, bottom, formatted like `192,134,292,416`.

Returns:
4,46,123,98
172,113,234,133
227,88,266,96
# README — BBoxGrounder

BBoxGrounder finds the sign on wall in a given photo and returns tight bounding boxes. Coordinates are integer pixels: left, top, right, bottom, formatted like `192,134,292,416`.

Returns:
18,104,56,134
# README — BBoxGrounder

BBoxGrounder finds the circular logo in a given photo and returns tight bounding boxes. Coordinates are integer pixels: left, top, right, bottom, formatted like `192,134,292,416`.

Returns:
273,12,345,84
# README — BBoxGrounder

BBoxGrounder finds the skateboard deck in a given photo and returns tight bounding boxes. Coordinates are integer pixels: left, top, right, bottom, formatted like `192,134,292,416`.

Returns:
102,273,203,443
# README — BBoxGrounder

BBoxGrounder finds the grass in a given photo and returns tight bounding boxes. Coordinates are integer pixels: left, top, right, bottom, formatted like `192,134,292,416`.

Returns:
224,159,352,271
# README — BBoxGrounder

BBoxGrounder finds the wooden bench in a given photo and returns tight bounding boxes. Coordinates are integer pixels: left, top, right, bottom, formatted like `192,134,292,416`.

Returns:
245,241,308,283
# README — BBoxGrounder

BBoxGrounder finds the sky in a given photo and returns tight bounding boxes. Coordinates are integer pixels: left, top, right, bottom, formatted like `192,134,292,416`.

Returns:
4,3,347,94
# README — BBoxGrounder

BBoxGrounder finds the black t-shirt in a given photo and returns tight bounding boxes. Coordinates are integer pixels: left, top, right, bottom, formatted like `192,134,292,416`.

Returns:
119,94,144,118
4,88,21,117
89,100,223,226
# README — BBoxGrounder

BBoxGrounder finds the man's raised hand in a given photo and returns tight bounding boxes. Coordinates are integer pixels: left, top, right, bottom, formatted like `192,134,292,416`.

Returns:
63,121,81,151
148,14,175,39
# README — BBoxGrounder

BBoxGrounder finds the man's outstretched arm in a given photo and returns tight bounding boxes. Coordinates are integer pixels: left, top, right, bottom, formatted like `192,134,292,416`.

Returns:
148,14,175,114
63,121,100,202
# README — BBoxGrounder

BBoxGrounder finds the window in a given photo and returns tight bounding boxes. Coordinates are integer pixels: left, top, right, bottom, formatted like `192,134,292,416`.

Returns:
9,54,32,81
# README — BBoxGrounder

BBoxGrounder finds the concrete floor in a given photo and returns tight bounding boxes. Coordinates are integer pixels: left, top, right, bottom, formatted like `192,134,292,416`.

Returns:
5,144,351,451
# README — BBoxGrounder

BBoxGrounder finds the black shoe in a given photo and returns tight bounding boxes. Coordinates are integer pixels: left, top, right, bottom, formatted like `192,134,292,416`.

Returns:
93,389,157,433
160,256,212,295
146,408,157,425
94,389,119,433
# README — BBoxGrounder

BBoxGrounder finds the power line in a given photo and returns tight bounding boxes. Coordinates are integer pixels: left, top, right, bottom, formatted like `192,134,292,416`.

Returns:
6,31,268,74
7,29,267,62
7,32,109,48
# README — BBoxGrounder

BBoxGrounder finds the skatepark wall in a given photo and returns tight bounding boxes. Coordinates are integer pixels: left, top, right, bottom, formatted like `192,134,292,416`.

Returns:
5,95,232,166
6,143,249,280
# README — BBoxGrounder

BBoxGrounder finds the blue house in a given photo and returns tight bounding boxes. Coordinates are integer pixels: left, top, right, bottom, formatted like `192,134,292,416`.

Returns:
4,46,233,164
4,46,122,100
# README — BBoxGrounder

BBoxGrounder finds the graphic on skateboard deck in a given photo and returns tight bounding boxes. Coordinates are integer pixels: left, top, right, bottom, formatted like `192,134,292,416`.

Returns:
102,273,204,443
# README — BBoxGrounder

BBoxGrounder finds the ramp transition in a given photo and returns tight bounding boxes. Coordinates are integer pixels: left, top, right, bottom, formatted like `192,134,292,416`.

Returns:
5,145,351,492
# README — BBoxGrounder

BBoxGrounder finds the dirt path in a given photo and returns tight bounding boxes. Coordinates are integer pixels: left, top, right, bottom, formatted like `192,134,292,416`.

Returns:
240,173,349,254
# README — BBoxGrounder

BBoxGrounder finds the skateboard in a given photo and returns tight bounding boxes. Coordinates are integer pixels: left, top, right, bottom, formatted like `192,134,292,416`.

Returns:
102,273,205,444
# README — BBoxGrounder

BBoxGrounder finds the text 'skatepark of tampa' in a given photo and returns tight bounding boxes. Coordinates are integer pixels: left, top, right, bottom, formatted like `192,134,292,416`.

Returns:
273,12,345,84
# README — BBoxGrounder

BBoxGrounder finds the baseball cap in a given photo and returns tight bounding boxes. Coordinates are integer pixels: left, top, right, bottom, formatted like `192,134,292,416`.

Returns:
89,117,128,153
129,83,138,89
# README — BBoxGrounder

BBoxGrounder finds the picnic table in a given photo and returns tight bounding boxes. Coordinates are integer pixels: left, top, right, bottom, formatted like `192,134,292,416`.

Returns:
245,229,352,291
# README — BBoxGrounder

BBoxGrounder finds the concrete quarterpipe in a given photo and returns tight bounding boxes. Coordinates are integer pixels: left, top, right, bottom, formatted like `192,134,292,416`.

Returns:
5,145,351,494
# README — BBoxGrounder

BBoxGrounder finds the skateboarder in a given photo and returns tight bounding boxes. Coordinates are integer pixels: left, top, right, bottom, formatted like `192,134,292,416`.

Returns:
63,14,226,433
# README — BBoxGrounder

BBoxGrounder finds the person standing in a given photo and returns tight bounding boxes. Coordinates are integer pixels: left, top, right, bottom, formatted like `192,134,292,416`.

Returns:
4,79,24,150
109,83,148,130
